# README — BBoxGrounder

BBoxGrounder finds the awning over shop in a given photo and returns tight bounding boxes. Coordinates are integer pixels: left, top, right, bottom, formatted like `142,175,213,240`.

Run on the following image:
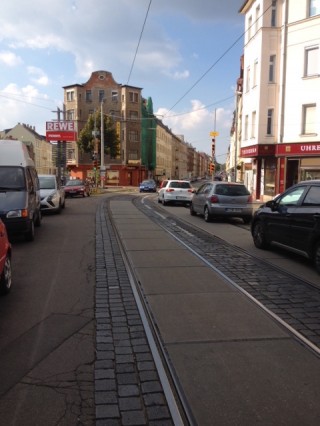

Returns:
240,144,275,158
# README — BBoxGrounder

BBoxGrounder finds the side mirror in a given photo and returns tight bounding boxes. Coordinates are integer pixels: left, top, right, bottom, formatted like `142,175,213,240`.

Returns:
265,200,276,211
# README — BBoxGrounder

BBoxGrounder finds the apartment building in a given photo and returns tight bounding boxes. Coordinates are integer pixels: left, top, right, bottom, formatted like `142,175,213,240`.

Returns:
239,0,320,201
63,70,144,186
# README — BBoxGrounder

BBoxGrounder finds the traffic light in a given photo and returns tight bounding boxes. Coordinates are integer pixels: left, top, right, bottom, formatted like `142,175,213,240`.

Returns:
210,163,215,174
93,160,98,170
211,138,215,157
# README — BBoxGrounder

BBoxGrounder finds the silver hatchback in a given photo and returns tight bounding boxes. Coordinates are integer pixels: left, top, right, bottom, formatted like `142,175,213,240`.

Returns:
190,181,253,223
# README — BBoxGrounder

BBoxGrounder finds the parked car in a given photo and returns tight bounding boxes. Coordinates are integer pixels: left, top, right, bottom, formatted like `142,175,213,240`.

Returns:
190,181,253,223
64,179,91,198
251,180,320,274
158,180,194,206
39,174,65,214
0,218,12,295
139,179,157,193
0,139,41,242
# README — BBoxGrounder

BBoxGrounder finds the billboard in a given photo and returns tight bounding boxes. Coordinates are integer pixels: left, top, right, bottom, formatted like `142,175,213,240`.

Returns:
46,121,77,141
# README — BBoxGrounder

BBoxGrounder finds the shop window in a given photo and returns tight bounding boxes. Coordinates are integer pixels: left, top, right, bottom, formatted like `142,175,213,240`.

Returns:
264,158,277,197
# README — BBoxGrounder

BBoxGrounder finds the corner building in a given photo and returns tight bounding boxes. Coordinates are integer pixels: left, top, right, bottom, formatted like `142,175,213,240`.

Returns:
239,0,320,201
63,70,144,186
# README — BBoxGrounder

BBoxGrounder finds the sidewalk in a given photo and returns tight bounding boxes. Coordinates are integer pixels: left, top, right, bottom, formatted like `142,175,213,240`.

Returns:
95,198,320,425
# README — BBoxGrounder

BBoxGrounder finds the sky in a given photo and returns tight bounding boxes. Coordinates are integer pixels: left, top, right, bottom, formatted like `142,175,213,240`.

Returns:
0,0,245,163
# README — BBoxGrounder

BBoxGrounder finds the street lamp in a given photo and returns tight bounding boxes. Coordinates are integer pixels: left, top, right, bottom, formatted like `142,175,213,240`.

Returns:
100,100,106,188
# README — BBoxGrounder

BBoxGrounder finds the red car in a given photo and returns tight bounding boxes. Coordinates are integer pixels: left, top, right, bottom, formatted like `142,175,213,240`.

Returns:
0,219,12,295
63,179,91,198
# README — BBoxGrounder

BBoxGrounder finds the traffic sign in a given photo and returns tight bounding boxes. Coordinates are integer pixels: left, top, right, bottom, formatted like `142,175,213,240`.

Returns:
210,131,219,137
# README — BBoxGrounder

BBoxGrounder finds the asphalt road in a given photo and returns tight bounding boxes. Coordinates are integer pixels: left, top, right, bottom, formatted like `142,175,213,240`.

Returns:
0,195,101,426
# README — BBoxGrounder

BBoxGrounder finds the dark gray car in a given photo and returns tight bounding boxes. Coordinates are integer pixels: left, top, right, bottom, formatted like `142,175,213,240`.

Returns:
190,181,253,223
251,180,320,274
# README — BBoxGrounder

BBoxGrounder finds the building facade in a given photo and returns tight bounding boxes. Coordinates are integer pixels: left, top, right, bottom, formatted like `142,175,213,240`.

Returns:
238,0,320,201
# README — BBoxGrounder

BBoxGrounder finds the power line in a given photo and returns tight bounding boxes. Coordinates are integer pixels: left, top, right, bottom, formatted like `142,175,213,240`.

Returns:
164,2,273,117
126,0,152,85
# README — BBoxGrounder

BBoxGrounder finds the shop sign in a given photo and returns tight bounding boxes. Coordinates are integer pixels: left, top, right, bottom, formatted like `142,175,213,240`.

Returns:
240,144,275,157
46,121,77,141
277,143,320,156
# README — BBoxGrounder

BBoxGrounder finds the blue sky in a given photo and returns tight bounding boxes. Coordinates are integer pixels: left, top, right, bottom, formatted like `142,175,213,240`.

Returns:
0,0,244,163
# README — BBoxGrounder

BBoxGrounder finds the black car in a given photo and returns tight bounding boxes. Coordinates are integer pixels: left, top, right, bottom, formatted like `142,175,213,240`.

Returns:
251,180,320,274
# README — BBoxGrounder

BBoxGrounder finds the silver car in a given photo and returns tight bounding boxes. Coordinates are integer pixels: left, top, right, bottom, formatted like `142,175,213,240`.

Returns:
158,180,194,206
39,174,66,214
190,181,253,223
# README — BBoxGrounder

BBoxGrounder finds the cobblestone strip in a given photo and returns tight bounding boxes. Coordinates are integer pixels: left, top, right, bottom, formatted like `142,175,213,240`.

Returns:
134,197,320,350
95,201,174,426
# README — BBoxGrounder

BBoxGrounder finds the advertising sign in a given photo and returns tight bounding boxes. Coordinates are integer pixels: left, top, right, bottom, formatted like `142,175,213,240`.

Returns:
46,121,77,141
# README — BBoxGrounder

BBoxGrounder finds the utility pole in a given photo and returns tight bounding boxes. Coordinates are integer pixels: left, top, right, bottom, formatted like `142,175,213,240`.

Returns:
100,100,106,188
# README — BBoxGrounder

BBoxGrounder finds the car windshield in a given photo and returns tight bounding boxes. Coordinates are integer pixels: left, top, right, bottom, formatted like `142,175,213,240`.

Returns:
141,180,154,185
0,166,25,189
66,180,83,187
39,176,55,190
215,184,249,196
169,181,191,189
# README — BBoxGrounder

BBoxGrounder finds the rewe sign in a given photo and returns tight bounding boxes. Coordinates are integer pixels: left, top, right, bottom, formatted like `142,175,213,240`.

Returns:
46,121,77,141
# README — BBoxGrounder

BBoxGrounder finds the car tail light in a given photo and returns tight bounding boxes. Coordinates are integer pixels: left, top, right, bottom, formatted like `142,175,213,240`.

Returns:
187,189,193,193
209,195,219,203
166,188,175,192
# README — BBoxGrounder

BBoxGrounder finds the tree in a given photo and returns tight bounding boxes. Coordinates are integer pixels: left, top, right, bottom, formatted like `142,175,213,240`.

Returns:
78,111,120,159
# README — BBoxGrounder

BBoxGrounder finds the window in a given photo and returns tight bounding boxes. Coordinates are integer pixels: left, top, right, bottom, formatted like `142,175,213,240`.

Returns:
302,104,316,134
309,0,320,17
248,15,253,39
271,0,277,26
112,91,118,102
251,111,256,138
269,55,276,82
303,186,320,206
279,187,305,206
128,150,139,160
85,90,92,102
246,66,251,91
267,109,274,135
253,59,258,87
129,130,139,142
255,5,260,33
244,115,249,140
99,90,105,102
129,92,139,103
129,111,138,121
67,110,74,120
66,91,74,101
304,47,319,77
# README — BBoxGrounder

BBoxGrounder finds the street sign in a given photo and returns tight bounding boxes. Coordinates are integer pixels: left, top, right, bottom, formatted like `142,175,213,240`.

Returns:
210,131,219,137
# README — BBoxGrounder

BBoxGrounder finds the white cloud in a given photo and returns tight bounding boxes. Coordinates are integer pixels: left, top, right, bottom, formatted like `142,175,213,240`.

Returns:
27,66,50,86
0,50,23,66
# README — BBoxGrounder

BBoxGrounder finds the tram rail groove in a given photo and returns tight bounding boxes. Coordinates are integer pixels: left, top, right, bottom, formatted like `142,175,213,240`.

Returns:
105,198,195,426
134,195,320,354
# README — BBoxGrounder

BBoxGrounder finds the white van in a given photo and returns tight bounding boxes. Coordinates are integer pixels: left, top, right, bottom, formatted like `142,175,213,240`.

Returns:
0,140,42,241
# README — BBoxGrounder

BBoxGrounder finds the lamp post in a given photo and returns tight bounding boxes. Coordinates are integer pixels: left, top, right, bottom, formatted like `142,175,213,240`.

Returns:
234,91,242,182
100,100,106,188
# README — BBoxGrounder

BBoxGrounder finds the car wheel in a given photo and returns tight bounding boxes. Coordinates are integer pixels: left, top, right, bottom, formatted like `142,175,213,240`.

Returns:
25,220,35,242
162,197,168,206
243,216,252,224
252,221,269,249
314,242,320,274
190,203,196,216
204,206,212,222
157,197,161,203
0,255,12,295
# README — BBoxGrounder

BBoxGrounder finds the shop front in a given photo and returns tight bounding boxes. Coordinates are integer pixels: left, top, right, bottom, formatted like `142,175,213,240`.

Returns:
240,144,276,201
276,142,320,194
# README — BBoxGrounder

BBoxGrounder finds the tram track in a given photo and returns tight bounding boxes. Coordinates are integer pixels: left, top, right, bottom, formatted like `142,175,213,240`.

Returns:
132,195,320,356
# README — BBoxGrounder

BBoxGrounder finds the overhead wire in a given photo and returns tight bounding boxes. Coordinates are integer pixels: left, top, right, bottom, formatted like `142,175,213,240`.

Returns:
126,0,152,85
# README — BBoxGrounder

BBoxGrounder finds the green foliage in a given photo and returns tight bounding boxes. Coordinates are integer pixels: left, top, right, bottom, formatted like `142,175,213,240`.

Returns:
78,111,120,159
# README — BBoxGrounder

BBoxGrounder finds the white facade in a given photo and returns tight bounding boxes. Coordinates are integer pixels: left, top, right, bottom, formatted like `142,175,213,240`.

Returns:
239,0,320,200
